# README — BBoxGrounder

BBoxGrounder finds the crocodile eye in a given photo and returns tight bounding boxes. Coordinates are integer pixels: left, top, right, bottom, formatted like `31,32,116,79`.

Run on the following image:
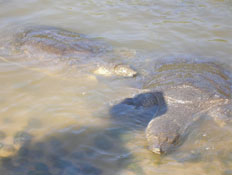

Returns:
169,134,180,145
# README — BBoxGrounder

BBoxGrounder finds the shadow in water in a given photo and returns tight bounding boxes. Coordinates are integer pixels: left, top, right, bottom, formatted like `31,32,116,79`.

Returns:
0,92,167,175
110,92,167,130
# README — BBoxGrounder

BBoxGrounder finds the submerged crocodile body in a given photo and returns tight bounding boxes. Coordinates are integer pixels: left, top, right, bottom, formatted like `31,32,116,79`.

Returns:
0,26,138,157
144,59,232,154
6,26,137,77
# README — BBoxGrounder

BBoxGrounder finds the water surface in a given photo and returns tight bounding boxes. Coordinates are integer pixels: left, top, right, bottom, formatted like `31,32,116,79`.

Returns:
0,0,232,174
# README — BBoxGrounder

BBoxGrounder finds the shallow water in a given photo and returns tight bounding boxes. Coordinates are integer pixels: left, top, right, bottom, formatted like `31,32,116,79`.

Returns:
0,0,232,175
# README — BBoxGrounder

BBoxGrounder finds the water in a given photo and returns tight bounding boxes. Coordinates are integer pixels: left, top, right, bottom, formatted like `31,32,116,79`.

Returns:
0,0,232,174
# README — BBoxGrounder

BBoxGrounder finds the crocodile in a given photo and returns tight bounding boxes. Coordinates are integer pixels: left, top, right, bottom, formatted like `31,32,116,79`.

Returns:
4,25,137,77
144,59,232,154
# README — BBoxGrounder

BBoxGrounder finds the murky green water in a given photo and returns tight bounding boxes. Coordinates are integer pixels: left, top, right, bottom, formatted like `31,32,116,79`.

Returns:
0,0,232,174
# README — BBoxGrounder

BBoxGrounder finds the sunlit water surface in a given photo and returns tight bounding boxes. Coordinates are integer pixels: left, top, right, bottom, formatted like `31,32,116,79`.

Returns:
0,0,232,175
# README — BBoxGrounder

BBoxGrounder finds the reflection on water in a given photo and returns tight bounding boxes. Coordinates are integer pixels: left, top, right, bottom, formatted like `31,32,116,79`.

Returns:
0,0,232,174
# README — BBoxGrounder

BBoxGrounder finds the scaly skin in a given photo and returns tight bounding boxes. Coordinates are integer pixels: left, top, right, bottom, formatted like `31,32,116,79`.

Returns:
12,26,137,77
144,60,232,154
